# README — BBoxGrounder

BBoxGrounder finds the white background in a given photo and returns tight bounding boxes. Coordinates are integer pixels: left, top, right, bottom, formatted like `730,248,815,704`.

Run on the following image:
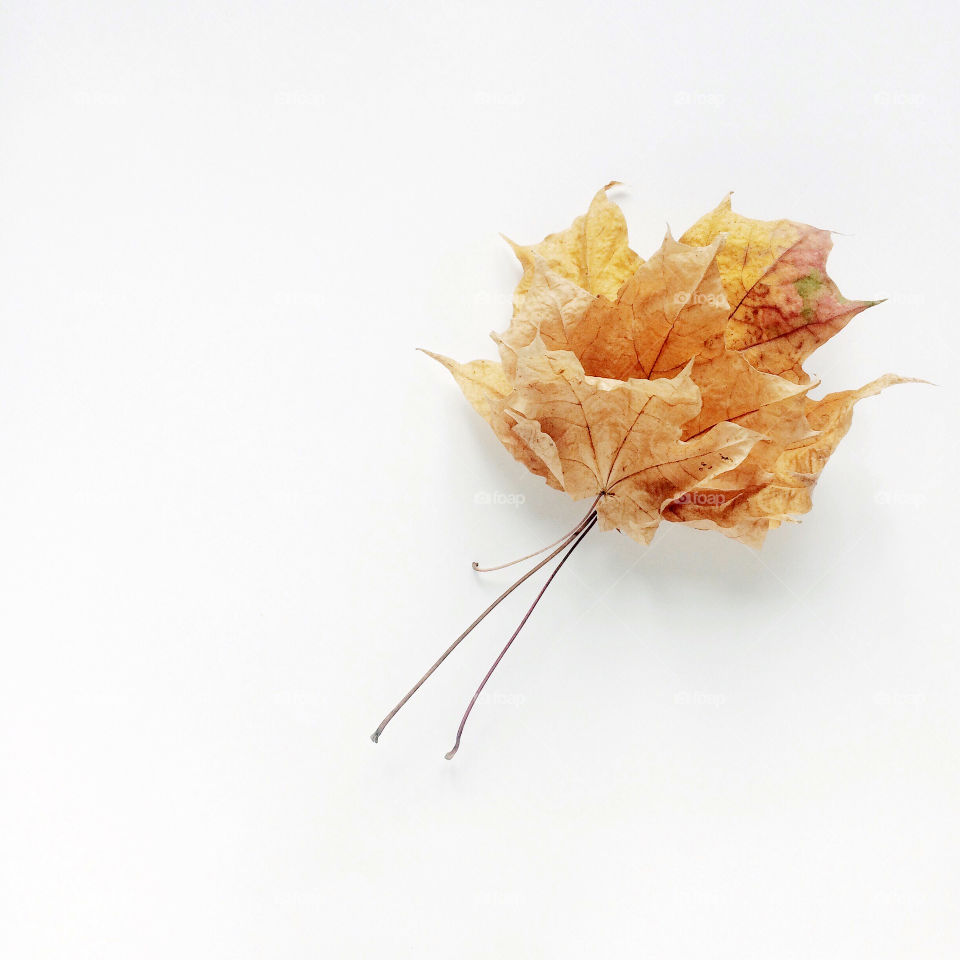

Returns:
1,1,957,957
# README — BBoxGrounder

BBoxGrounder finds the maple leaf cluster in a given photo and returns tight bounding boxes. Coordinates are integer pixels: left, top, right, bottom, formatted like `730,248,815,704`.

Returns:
428,185,914,548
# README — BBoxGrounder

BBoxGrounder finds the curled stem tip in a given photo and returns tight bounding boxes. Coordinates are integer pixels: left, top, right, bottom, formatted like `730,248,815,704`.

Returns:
445,513,598,760
370,517,591,744
471,495,601,573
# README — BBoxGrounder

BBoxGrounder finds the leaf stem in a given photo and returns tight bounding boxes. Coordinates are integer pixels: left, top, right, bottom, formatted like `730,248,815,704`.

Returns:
369,512,595,744
444,512,598,760
472,495,602,573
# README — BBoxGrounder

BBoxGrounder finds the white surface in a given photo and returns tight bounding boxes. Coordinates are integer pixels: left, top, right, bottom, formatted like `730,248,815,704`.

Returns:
1,1,958,956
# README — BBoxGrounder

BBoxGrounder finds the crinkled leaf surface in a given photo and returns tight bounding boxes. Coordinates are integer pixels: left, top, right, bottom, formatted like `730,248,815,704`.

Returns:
680,195,881,384
506,182,642,303
564,232,727,381
497,344,760,544
427,189,919,547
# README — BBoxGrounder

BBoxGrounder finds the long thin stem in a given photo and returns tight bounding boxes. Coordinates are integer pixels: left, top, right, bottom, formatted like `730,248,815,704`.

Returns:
445,512,598,760
370,515,592,744
472,495,601,573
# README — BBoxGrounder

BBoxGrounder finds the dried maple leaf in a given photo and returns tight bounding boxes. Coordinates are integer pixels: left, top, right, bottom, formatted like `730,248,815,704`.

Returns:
495,254,596,378
505,181,642,303
372,186,924,758
680,195,882,384
665,374,921,545
420,350,566,491
432,341,761,544
487,229,816,545
562,232,728,380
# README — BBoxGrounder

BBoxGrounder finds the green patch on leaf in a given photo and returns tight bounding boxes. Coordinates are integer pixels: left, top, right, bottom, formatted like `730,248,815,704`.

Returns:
795,270,824,319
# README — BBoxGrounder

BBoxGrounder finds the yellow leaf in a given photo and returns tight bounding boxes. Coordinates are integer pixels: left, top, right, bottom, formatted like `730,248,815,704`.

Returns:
506,183,642,304
564,232,727,380
420,350,565,490
681,195,881,383
664,375,922,545
376,190,926,757
433,341,761,545
427,188,919,549
495,253,596,379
